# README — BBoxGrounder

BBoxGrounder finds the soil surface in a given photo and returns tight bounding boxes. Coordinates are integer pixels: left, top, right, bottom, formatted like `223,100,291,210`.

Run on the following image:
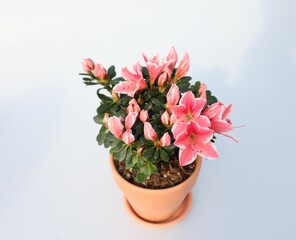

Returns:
114,159,196,189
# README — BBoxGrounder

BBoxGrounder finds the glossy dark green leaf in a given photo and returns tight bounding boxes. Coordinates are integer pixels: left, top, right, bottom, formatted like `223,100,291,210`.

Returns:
159,149,169,162
96,126,108,145
97,91,112,102
83,77,93,81
125,147,133,165
143,146,155,159
136,173,147,183
153,149,159,160
118,146,127,161
96,102,114,114
151,97,165,107
177,82,190,93
93,114,104,124
107,65,116,79
84,82,98,85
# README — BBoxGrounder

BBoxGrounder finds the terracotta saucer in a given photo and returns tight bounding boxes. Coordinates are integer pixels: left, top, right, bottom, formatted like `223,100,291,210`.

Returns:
123,192,193,228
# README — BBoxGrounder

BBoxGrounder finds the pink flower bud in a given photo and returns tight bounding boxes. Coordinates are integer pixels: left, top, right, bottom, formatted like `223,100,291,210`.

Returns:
125,112,138,130
166,47,178,71
103,113,109,127
82,58,95,73
161,111,170,125
166,84,180,108
175,53,190,79
107,116,124,139
198,83,207,99
158,68,172,87
140,110,149,122
93,63,107,79
122,130,135,145
144,122,157,141
160,132,171,147
126,99,141,114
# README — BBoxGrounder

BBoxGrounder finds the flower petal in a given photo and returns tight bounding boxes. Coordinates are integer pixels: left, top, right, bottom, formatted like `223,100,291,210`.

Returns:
195,142,219,160
179,91,196,112
122,130,135,144
108,116,124,139
125,112,138,130
179,147,198,166
143,122,157,141
171,119,187,139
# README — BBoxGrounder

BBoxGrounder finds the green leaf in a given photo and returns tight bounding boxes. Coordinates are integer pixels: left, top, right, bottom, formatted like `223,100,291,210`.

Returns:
84,82,98,85
96,126,108,145
110,143,125,153
79,73,90,76
83,77,93,81
105,131,118,141
126,154,138,168
107,65,116,79
153,149,159,160
206,90,218,105
97,91,112,102
140,137,154,146
163,144,176,151
137,156,145,168
141,162,157,176
151,97,165,108
143,146,155,159
178,76,192,83
110,77,124,86
136,173,147,183
159,149,169,162
96,102,114,114
118,146,127,161
125,147,133,165
147,162,158,174
190,81,201,93
93,114,104,124
143,102,153,110
177,82,190,93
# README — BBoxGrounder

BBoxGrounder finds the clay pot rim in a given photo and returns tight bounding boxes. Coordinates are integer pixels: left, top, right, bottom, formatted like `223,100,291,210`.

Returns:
109,154,202,193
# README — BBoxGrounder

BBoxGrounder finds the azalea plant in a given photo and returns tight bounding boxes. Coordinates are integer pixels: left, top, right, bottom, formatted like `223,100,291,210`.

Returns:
80,47,239,183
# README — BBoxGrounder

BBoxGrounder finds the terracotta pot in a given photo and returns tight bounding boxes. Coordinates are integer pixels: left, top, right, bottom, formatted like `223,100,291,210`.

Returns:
109,155,202,225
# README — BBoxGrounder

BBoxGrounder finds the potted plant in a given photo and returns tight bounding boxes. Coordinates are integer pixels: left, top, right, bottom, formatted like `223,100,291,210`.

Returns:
79,47,240,227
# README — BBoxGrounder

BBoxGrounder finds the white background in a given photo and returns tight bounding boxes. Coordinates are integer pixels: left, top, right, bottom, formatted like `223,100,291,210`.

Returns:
1,0,296,239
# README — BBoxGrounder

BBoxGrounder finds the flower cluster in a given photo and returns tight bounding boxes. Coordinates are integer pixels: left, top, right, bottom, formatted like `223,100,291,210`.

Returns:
80,47,239,182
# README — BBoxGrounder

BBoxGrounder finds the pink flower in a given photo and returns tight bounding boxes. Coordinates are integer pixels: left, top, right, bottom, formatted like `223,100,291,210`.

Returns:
82,58,95,73
174,121,218,166
166,47,178,71
126,99,141,114
166,84,180,109
175,53,190,79
125,112,138,130
170,114,177,125
161,111,170,125
140,110,149,122
108,116,124,139
143,53,167,85
171,91,210,139
202,102,238,142
144,122,157,141
93,63,107,79
198,83,207,99
113,61,147,97
160,132,171,147
122,130,135,145
158,68,172,87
